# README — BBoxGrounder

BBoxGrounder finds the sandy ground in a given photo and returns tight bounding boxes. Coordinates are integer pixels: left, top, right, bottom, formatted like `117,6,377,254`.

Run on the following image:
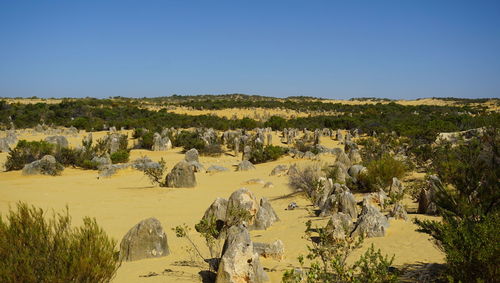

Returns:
0,132,444,283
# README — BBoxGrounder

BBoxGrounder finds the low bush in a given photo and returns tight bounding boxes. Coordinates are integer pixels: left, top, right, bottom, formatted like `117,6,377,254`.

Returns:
357,155,407,192
288,165,322,202
415,129,500,282
282,220,398,283
0,202,120,282
110,150,130,164
141,158,168,187
5,140,54,171
249,145,287,164
140,132,154,150
201,143,224,157
174,131,206,152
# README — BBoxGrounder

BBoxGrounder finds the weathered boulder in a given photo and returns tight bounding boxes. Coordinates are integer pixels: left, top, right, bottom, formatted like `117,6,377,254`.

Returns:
236,160,256,171
110,136,120,154
119,217,169,261
336,151,351,168
319,188,357,219
348,149,362,164
216,224,268,283
389,177,404,196
0,138,10,152
325,212,353,240
166,160,196,188
389,202,408,221
22,155,63,176
206,165,229,173
253,240,285,260
226,188,259,227
348,165,367,183
132,156,160,171
45,135,69,148
352,201,389,237
254,198,279,230
270,164,288,176
243,145,252,161
185,148,199,163
417,175,440,215
91,155,112,168
98,163,130,178
203,197,229,224
152,133,172,151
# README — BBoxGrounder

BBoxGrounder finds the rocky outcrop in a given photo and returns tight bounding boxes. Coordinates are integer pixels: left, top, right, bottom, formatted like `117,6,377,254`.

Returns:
352,200,389,237
390,203,408,220
417,175,440,215
216,224,268,283
348,165,367,183
22,155,63,176
166,160,196,188
319,188,357,219
185,148,199,163
152,133,172,151
270,164,288,176
325,212,353,240
206,165,230,173
253,240,284,260
254,198,280,230
236,160,256,171
119,217,169,261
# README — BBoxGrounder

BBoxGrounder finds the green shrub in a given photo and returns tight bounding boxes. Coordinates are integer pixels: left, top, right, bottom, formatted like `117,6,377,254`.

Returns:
249,145,287,164
282,220,398,283
357,155,407,192
200,143,224,157
132,128,146,139
415,129,500,282
54,147,80,167
110,150,130,164
5,140,54,171
174,131,206,152
140,132,154,150
0,202,120,282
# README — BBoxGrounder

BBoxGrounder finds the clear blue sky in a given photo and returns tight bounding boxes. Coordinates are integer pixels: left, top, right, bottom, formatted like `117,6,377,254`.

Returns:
0,0,499,99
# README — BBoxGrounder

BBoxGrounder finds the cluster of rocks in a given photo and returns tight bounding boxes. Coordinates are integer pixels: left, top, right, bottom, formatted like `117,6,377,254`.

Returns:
201,188,280,233
34,124,79,136
118,188,281,282
152,132,172,151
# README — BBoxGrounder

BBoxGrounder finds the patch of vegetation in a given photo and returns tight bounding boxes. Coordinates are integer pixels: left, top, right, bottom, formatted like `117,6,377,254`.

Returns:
110,149,130,164
5,140,54,170
415,128,499,282
357,155,407,192
289,165,322,202
282,220,398,283
249,144,288,164
0,202,120,282
140,158,168,187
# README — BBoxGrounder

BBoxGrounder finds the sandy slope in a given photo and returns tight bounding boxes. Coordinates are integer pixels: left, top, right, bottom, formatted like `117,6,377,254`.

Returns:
0,133,444,283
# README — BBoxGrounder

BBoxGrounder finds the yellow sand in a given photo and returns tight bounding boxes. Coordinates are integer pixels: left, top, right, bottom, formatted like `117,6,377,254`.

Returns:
0,132,444,283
